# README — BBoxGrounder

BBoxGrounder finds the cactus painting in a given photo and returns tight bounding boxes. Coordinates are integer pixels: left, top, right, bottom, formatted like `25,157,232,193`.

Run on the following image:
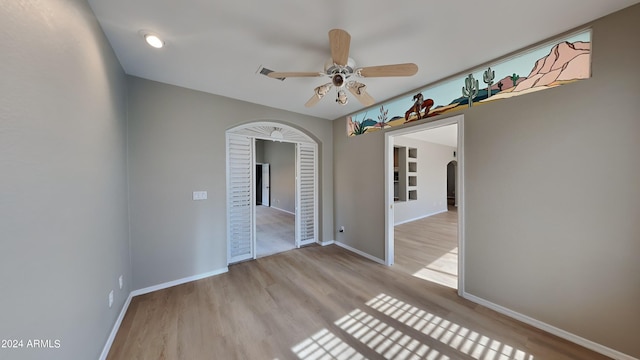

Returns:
462,74,479,108
510,73,520,87
483,67,495,98
347,30,591,137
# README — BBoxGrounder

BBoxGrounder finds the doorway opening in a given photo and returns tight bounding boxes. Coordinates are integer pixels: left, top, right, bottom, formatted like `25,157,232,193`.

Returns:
226,122,318,264
384,114,464,294
255,139,296,258
255,163,269,206
447,160,457,207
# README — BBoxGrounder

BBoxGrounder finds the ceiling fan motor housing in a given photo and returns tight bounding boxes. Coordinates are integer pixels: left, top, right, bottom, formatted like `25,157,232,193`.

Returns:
325,57,355,88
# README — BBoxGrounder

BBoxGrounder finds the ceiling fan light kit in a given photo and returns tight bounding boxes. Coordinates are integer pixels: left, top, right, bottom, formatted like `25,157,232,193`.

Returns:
336,90,348,105
267,29,418,108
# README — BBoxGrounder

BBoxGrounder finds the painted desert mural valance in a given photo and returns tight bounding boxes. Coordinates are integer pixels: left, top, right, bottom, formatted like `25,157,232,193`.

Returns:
347,30,591,137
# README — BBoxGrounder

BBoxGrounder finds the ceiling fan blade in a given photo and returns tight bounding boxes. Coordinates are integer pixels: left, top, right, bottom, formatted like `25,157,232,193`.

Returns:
358,63,418,77
267,71,323,78
347,81,375,106
305,94,322,108
305,83,333,107
329,29,351,66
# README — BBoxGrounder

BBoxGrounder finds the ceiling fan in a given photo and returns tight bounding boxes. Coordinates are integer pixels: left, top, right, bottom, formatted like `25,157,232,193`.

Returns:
267,29,418,107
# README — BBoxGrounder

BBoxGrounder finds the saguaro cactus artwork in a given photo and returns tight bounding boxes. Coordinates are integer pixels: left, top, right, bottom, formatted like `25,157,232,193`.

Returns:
346,30,592,137
462,74,479,108
483,67,495,98
510,73,520,87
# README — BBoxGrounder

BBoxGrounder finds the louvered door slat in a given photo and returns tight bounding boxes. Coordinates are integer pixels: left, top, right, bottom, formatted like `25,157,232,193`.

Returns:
227,134,254,263
296,143,317,246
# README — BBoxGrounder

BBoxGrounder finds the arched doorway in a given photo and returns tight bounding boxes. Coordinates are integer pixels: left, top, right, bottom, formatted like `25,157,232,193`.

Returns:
225,122,318,264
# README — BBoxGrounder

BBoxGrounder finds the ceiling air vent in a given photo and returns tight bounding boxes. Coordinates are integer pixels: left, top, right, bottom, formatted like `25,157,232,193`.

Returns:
259,67,285,81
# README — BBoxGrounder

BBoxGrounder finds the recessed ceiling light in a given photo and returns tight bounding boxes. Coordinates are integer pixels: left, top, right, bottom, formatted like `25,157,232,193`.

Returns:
140,31,164,49
144,34,164,48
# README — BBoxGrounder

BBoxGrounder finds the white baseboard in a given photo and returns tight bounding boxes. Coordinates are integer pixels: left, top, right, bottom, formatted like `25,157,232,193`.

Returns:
335,241,385,265
100,267,229,358
269,205,295,215
319,240,335,246
131,267,229,297
461,291,637,360
394,209,447,226
99,292,133,360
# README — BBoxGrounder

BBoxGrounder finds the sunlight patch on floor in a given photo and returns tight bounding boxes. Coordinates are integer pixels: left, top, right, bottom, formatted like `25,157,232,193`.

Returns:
412,248,458,289
366,294,534,360
335,308,446,360
291,328,365,360
291,293,534,360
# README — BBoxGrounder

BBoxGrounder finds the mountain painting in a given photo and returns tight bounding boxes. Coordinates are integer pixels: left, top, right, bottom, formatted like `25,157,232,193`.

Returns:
347,30,591,137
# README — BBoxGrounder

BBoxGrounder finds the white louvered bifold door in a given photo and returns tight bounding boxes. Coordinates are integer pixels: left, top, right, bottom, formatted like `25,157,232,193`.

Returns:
227,134,254,263
296,143,318,247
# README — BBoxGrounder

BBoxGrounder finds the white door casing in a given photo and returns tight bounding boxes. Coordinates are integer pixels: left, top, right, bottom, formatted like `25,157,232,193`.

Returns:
384,114,465,295
226,122,318,264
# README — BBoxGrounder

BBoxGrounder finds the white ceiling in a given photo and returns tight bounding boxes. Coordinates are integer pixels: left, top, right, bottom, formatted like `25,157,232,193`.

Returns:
87,0,640,121
402,124,458,148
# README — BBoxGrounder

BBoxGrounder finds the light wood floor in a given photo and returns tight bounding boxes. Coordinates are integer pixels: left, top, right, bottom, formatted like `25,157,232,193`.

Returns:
108,245,608,360
256,205,295,258
394,207,458,289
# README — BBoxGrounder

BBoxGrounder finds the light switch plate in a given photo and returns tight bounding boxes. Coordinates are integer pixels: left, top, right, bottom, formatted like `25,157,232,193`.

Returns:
193,191,207,200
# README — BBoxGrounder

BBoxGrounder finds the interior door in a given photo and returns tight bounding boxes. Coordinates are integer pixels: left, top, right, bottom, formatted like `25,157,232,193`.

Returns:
261,163,270,206
226,134,254,263
295,143,317,247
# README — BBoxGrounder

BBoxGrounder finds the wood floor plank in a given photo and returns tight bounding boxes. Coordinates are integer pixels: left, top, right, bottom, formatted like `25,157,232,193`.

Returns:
107,245,609,359
394,208,459,289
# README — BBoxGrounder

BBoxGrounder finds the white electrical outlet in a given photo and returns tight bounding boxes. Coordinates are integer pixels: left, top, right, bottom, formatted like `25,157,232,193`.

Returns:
118,275,123,290
339,226,345,233
108,290,114,308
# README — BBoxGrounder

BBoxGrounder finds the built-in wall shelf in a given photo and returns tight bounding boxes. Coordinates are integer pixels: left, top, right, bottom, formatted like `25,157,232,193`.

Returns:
394,146,418,202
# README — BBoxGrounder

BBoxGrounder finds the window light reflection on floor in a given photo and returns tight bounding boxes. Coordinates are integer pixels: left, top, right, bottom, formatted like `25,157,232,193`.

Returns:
291,293,534,360
412,249,458,289
335,308,446,360
291,328,365,360
366,294,534,360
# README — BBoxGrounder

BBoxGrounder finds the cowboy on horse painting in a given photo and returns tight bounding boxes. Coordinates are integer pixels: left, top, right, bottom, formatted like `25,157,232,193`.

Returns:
405,92,434,122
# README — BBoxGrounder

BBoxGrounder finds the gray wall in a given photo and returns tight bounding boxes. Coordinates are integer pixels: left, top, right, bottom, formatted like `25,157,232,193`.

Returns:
0,1,130,359
393,137,456,225
262,141,296,213
333,4,640,358
255,139,265,163
127,76,333,290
